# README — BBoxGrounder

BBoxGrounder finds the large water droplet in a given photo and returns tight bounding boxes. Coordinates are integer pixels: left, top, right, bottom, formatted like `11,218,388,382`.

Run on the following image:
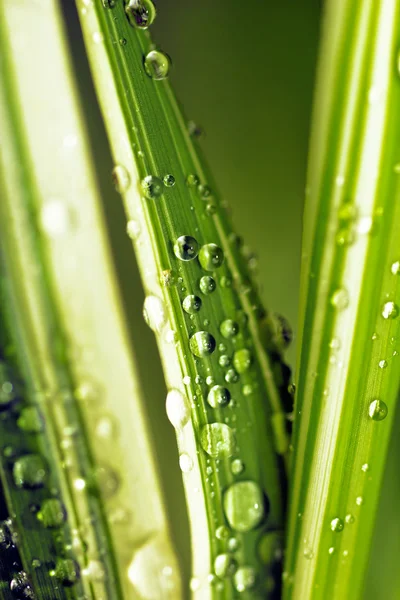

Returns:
231,458,244,475
382,301,399,319
125,0,156,29
199,275,216,294
200,423,235,458
220,319,239,338
112,165,130,193
165,389,191,429
38,499,66,529
232,349,252,374
199,244,224,270
179,453,193,473
144,50,170,80
223,480,266,532
128,536,180,599
214,554,237,578
13,455,47,489
234,566,256,593
174,235,199,261
182,295,202,314
143,295,166,333
330,517,344,532
189,331,216,357
330,288,349,310
391,261,400,275
141,175,163,199
207,385,231,408
163,174,175,187
368,399,388,421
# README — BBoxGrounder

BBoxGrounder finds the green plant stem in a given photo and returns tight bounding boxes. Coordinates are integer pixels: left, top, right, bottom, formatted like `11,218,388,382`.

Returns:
76,1,292,597
285,1,400,598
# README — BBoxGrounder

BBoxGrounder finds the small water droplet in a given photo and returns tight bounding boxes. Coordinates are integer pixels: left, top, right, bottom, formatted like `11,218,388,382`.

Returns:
215,525,229,540
207,385,231,408
41,200,73,237
219,354,231,367
119,37,127,46
231,459,244,475
378,359,388,369
186,173,200,187
232,349,252,374
356,496,364,506
223,480,266,532
112,165,130,193
13,455,47,489
38,499,66,528
357,216,373,234
198,244,224,271
338,203,358,220
233,566,256,592
214,553,237,578
345,514,355,524
17,407,43,433
128,536,179,597
141,175,163,199
53,558,80,586
368,399,388,421
143,295,166,333
182,295,202,314
197,184,212,199
125,0,156,29
102,0,116,7
328,547,335,555
220,319,239,338
174,235,199,261
391,261,400,275
126,219,141,240
330,517,344,532
303,547,314,560
225,368,239,384
166,389,191,429
331,288,349,310
179,453,193,473
382,301,399,319
144,50,170,80
189,331,216,357
200,423,235,458
361,463,370,472
199,275,216,294
163,174,175,187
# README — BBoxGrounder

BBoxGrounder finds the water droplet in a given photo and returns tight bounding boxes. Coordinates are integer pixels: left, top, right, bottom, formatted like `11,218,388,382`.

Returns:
336,228,356,246
197,184,212,199
93,465,119,499
200,423,235,458
53,558,80,586
17,407,43,433
82,560,105,582
223,480,266,532
143,295,166,333
186,173,200,187
112,165,130,193
141,175,163,199
128,536,180,598
102,0,116,7
328,547,335,555
205,203,216,215
303,547,314,560
357,216,373,234
214,554,237,578
231,459,244,475
125,0,156,29
205,375,215,386
258,531,283,564
207,385,231,408
13,455,47,489
198,243,224,271
174,235,199,261
182,295,202,314
338,203,358,220
144,50,170,80
378,359,388,369
165,389,191,429
189,331,216,357
95,415,118,439
219,354,231,367
225,368,239,384
330,517,344,532
345,514,355,524
368,399,388,421
361,463,370,472
391,261,400,275
38,499,66,528
119,37,127,46
179,453,193,473
41,199,73,237
220,319,239,338
199,275,216,294
163,174,175,187
331,288,349,310
215,525,229,540
10,572,35,599
234,566,256,593
382,301,399,319
356,496,364,506
232,349,252,374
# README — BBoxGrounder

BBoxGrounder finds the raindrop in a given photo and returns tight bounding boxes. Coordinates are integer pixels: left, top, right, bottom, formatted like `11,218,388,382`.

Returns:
165,389,191,429
330,517,344,532
141,175,163,199
223,480,266,532
125,0,156,29
231,459,244,475
233,566,256,593
216,525,229,540
186,174,200,187
214,554,237,578
163,174,175,187
189,331,216,357
179,453,193,473
328,547,335,555
382,301,399,319
143,295,166,333
174,235,199,261
197,184,212,199
144,50,170,80
102,0,116,7
232,349,252,374
330,288,349,310
17,407,44,433
356,496,364,506
199,275,216,294
127,536,180,598
13,455,47,489
225,369,239,384
303,547,314,560
199,244,224,271
336,228,356,246
361,463,370,472
220,319,239,338
182,295,202,314
378,359,388,369
345,514,355,524
391,261,400,275
207,385,231,408
53,558,80,586
200,423,235,458
38,499,66,529
219,355,231,367
10,572,35,599
112,165,130,193
368,399,388,421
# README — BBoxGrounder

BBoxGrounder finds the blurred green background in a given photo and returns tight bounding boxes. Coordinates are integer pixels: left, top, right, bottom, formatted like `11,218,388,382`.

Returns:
64,0,399,597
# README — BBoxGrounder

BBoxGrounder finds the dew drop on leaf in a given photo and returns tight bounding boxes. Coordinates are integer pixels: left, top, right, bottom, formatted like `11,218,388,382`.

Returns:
368,399,388,421
199,243,224,271
165,389,191,429
223,480,266,532
141,175,163,199
200,423,235,458
53,558,80,586
232,349,252,374
143,295,166,333
112,165,130,193
179,453,193,473
382,301,399,320
174,235,199,261
163,174,175,187
199,275,216,294
13,455,47,489
330,288,349,310
144,50,170,80
207,385,231,408
125,0,156,29
330,517,344,532
214,553,237,578
38,499,66,529
182,295,202,314
189,331,216,357
220,319,239,338
233,566,256,592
